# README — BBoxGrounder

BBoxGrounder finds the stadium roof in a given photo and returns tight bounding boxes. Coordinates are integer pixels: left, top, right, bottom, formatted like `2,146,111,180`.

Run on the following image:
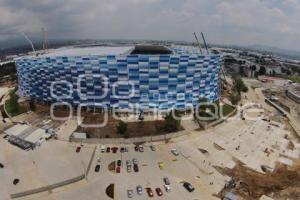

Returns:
38,46,134,57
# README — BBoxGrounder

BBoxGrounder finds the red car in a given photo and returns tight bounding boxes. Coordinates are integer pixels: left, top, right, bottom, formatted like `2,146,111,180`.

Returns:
112,147,118,153
156,187,163,196
116,166,121,173
76,147,81,153
146,187,154,197
133,164,139,172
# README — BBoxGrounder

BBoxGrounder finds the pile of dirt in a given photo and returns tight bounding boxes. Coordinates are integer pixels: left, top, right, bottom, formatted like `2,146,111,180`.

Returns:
218,161,300,200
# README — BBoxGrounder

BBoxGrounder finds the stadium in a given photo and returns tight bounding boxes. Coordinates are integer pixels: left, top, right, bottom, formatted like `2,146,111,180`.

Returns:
15,45,221,112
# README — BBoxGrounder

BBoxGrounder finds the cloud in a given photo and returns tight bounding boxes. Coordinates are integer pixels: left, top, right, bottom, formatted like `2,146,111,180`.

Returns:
0,0,300,50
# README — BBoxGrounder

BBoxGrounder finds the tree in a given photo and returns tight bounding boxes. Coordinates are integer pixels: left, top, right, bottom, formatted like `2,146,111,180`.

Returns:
6,91,20,114
230,92,241,105
164,110,181,133
234,78,248,93
259,66,266,75
116,121,127,135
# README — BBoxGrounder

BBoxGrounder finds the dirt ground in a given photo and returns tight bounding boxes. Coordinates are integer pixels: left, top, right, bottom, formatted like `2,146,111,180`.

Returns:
76,113,169,138
218,161,300,200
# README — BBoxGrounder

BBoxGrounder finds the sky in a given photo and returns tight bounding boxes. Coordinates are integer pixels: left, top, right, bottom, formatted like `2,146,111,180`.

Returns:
1,0,300,51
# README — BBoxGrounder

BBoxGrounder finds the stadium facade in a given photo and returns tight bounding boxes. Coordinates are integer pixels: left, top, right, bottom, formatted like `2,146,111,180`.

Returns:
15,46,221,112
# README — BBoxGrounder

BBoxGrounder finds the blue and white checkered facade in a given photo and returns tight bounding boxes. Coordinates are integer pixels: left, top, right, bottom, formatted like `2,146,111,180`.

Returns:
16,53,221,111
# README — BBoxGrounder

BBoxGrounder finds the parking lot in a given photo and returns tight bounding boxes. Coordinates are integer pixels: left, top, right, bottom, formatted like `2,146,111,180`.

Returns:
1,95,299,200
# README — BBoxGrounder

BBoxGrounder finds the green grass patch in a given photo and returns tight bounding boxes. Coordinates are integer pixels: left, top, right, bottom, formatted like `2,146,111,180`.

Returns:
289,75,300,84
221,104,235,116
5,98,27,117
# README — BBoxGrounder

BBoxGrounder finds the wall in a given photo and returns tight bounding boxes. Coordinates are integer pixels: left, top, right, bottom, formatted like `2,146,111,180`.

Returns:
70,130,188,144
16,54,221,111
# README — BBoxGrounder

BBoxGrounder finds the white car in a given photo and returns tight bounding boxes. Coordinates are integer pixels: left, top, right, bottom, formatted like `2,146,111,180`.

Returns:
164,185,171,192
127,189,134,198
171,149,179,156
100,145,105,153
139,145,144,152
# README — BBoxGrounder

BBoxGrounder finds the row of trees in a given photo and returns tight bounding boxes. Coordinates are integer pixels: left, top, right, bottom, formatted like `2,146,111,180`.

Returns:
116,110,182,137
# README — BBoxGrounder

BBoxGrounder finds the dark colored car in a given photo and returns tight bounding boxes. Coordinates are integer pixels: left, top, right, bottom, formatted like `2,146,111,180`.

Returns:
155,187,163,196
116,166,121,173
117,160,122,167
134,146,139,151
0,163,4,168
13,179,20,185
106,147,111,153
76,147,81,153
95,164,100,172
146,187,154,197
163,177,170,185
183,182,195,192
112,147,118,153
120,147,125,153
133,164,139,172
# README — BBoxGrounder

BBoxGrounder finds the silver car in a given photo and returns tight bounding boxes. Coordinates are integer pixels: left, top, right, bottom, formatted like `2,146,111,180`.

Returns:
171,149,179,156
127,189,133,198
136,185,143,195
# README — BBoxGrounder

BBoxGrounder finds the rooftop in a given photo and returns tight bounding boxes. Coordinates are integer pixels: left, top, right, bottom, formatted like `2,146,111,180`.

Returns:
38,46,134,57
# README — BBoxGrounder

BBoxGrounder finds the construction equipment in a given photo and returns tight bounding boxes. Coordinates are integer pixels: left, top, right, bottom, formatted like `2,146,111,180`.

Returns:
193,32,203,54
42,28,49,51
201,32,209,54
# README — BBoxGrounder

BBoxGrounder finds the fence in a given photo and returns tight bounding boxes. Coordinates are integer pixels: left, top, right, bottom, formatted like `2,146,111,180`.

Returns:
70,130,188,144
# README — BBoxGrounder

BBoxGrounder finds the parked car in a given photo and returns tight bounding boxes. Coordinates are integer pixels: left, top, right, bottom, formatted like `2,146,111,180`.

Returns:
97,157,101,163
171,149,179,156
120,147,125,153
106,147,111,153
155,187,163,196
100,145,105,153
127,189,133,198
163,177,170,185
112,147,118,153
126,160,132,166
134,146,139,151
116,166,121,173
126,160,132,172
164,185,171,192
117,160,122,167
138,145,144,152
127,165,132,173
183,182,194,192
132,158,138,165
150,145,156,151
133,164,139,172
95,164,100,172
158,162,164,170
0,163,4,168
136,185,143,195
13,179,19,185
76,147,81,153
124,147,129,152
146,187,154,197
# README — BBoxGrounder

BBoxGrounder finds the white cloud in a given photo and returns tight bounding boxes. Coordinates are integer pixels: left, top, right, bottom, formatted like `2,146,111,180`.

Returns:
0,0,300,50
